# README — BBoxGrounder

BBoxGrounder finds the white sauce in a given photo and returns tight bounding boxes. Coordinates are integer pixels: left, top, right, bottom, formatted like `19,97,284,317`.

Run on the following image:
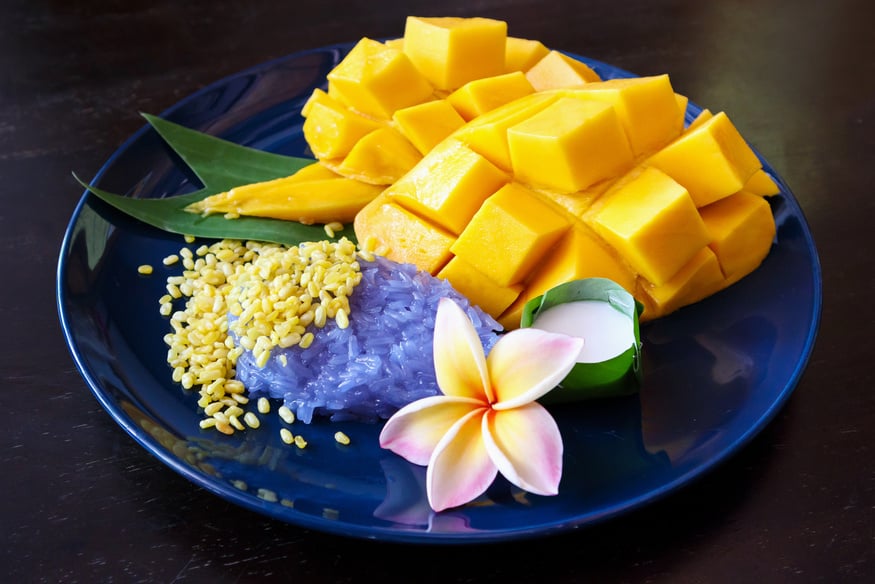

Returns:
532,300,634,363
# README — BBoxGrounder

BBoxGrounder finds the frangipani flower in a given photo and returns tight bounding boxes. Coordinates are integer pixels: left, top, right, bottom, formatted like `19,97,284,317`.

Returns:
379,297,585,512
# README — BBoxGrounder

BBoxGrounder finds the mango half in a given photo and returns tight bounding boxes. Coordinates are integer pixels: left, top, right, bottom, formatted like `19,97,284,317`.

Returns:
291,17,778,326
354,86,776,327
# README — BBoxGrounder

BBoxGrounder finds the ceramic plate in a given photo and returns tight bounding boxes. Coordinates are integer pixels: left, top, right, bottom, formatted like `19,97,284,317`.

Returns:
57,45,822,544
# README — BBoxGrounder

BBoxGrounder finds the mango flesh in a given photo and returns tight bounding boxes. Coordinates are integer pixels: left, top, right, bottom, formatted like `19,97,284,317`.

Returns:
227,16,776,327
353,69,775,325
186,163,383,224
402,16,508,91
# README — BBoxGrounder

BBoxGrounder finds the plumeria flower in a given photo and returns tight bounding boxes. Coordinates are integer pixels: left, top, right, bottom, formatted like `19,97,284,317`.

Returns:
379,297,584,512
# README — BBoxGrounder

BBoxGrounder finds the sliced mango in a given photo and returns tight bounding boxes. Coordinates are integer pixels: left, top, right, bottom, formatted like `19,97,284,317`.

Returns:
384,139,508,235
507,97,634,192
744,168,781,197
446,71,535,121
452,91,561,171
402,16,507,91
186,163,383,224
437,256,522,317
699,190,776,283
505,37,550,73
639,247,725,316
392,100,466,155
450,182,570,286
328,126,422,185
525,50,600,91
570,75,684,156
353,194,455,274
326,37,434,119
647,111,762,207
587,166,711,286
302,97,383,160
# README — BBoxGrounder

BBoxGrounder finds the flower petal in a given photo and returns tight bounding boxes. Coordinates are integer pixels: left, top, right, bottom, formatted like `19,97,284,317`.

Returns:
482,403,563,496
380,395,483,465
433,298,492,402
487,328,584,409
427,408,497,512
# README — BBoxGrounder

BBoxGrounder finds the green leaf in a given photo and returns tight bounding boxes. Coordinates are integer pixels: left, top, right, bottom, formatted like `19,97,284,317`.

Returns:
141,113,310,191
77,114,356,245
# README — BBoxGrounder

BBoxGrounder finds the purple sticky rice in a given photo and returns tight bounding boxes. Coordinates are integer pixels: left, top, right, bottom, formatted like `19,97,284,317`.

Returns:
234,255,503,423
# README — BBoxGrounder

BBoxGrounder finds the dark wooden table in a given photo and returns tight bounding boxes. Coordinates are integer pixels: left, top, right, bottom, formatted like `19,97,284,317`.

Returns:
5,0,873,581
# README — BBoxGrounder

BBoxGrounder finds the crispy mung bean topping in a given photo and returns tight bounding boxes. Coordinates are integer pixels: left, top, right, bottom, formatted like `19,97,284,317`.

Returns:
158,236,365,434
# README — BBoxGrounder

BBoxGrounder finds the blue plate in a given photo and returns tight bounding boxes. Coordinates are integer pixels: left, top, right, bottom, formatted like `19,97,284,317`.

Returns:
56,45,822,544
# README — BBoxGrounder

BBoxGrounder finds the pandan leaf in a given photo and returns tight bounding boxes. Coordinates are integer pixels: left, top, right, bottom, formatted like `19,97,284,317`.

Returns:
77,114,356,245
521,278,644,403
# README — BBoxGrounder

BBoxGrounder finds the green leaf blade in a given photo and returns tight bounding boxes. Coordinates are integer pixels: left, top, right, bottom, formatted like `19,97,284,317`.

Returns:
75,114,358,246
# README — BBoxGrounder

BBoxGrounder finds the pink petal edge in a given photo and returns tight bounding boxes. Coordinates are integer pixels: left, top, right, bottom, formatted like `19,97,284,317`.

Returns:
482,404,564,496
426,408,497,512
488,328,584,409
379,395,482,466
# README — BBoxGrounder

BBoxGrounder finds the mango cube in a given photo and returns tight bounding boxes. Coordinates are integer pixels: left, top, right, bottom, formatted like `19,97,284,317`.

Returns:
451,182,570,286
353,195,455,274
437,257,522,316
744,168,781,197
647,112,762,207
392,100,466,155
699,190,776,283
505,37,550,73
326,37,434,119
571,75,684,155
640,247,725,318
446,71,535,121
525,50,600,91
507,97,634,192
523,226,637,299
403,16,507,91
385,139,508,235
452,91,560,171
302,99,382,160
334,126,422,185
588,166,710,286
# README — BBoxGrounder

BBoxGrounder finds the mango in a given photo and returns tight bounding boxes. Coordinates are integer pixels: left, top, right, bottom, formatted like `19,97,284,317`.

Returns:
302,94,383,159
699,190,776,284
402,16,507,91
327,126,422,185
287,17,777,325
449,182,570,286
446,71,535,121
326,37,434,119
437,257,522,317
392,99,466,155
525,50,600,91
452,91,562,171
744,169,781,197
505,37,550,73
570,75,684,155
507,97,634,192
186,163,383,224
383,139,508,234
587,166,711,286
639,247,725,316
647,111,762,207
353,194,455,274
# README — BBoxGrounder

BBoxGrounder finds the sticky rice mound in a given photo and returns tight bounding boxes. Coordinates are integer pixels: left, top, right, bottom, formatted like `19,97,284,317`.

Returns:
234,255,502,423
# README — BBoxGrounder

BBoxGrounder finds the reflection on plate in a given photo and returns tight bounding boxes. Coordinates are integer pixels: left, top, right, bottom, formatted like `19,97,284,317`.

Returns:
56,45,822,544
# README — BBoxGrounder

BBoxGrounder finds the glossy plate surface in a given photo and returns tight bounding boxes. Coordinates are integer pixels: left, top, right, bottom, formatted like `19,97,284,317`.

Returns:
57,45,822,544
